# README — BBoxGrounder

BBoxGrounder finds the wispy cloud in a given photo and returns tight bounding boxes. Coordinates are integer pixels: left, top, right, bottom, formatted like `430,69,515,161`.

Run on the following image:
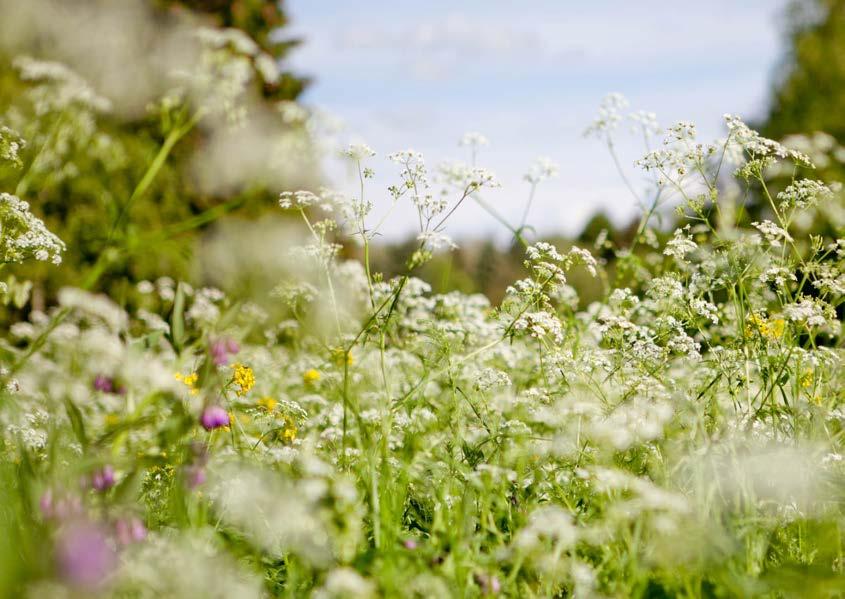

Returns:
285,0,791,241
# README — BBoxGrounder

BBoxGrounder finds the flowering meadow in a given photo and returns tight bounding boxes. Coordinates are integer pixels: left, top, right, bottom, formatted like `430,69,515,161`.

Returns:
4,20,845,599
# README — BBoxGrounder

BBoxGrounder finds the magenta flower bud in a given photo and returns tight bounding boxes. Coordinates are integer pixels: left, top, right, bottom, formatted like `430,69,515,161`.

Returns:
185,465,206,489
55,495,83,520
115,517,147,545
210,338,240,366
200,406,230,431
56,522,115,589
93,375,114,393
210,341,229,366
474,573,501,595
403,539,418,550
40,489,54,519
91,466,116,492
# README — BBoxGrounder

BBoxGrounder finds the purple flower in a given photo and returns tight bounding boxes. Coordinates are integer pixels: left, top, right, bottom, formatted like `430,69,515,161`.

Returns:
210,338,240,366
91,466,116,492
200,406,230,431
474,573,501,595
40,489,54,518
93,375,114,393
43,492,83,520
184,465,206,489
402,539,418,550
56,522,116,589
115,517,147,545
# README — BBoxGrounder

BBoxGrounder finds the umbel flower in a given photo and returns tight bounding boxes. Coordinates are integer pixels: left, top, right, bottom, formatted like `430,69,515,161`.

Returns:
0,193,65,265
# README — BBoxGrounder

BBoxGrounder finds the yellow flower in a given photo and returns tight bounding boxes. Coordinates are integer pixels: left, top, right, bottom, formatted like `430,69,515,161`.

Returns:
303,369,321,385
768,318,785,339
231,363,255,396
257,396,277,412
105,414,120,427
175,372,199,395
801,369,814,389
281,416,297,444
745,313,785,341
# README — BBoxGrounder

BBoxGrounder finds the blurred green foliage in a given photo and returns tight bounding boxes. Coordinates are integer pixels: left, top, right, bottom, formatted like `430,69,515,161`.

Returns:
157,0,310,100
762,0,845,148
0,0,312,313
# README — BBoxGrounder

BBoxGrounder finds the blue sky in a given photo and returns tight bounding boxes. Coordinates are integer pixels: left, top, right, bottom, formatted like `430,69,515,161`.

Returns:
284,1,791,241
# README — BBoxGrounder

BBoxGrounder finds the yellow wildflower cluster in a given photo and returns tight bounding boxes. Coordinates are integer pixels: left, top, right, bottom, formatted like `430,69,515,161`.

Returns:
303,369,321,385
232,363,255,396
745,313,785,341
257,396,277,412
174,372,199,395
280,416,297,444
801,369,814,389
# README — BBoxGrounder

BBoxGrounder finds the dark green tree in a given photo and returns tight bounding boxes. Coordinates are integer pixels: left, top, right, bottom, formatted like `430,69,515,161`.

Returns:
762,0,845,143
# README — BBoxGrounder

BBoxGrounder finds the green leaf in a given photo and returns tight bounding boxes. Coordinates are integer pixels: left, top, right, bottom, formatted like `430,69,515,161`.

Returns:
170,281,186,353
64,397,88,450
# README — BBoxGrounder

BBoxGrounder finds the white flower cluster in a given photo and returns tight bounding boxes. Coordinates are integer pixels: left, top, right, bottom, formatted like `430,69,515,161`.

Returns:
724,114,813,167
459,131,489,148
783,296,836,328
628,109,661,136
0,126,25,169
777,179,834,212
663,227,698,262
0,193,65,265
584,92,629,138
195,27,280,85
752,220,794,246
279,190,320,210
523,156,559,184
437,161,500,192
387,149,441,217
512,310,564,344
342,143,376,161
635,122,718,187
13,56,112,114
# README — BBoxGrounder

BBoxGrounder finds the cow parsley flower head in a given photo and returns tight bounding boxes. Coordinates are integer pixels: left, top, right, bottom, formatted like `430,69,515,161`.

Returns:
629,109,661,136
777,179,834,212
584,92,629,138
279,190,320,210
784,297,836,328
0,193,65,265
14,56,112,113
664,227,697,262
343,143,376,161
724,114,813,167
417,231,458,251
523,157,559,184
752,220,793,246
0,126,25,169
438,162,500,191
459,131,489,149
